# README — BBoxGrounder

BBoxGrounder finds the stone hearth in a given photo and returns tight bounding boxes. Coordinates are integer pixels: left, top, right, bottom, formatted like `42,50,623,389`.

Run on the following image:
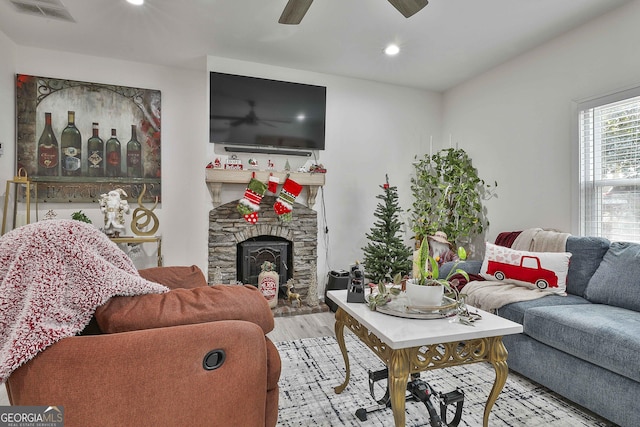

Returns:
209,196,323,314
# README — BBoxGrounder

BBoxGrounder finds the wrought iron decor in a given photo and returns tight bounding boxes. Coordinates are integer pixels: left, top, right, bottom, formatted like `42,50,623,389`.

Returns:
15,74,161,203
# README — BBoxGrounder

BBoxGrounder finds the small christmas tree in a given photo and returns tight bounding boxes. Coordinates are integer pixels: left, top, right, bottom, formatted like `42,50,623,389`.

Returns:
362,175,413,285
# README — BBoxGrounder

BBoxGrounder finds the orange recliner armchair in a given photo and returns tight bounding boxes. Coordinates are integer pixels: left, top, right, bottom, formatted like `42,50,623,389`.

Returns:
4,265,281,427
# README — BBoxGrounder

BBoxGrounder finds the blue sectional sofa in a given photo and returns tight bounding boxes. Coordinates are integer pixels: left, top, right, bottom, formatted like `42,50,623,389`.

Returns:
450,236,640,426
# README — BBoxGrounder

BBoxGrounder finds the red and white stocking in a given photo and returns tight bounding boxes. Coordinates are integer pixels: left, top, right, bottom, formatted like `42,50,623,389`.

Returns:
267,174,280,194
273,177,303,222
237,178,267,224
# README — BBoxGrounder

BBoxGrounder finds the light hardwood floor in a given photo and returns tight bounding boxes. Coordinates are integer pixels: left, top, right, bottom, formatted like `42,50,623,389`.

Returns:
267,311,336,342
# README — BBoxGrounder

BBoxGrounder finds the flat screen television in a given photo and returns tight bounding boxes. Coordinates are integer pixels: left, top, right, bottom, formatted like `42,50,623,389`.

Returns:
210,72,326,153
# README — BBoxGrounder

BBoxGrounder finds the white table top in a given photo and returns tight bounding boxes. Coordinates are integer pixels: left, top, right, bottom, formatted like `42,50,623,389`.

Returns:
327,290,523,350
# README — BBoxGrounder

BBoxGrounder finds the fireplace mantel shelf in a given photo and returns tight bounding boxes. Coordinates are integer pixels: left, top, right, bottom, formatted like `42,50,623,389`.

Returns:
205,169,326,208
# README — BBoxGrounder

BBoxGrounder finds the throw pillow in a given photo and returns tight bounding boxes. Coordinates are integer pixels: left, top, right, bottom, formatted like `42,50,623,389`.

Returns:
584,242,640,312
480,242,571,294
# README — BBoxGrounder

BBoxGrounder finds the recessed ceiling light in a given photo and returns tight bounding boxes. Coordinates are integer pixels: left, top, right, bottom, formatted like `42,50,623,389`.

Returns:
127,0,144,5
384,44,400,56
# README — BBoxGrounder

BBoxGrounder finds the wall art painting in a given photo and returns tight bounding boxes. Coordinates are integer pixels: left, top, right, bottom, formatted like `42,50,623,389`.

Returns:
15,74,161,203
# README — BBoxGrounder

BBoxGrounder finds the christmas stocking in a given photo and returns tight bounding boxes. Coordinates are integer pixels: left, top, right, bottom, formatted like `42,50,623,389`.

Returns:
274,177,303,221
267,174,280,194
237,178,267,224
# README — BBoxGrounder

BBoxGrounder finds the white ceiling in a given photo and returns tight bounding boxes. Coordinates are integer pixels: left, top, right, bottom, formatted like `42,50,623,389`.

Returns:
0,0,633,91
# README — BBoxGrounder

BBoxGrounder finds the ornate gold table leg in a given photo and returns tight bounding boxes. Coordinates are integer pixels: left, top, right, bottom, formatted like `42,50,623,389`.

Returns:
484,336,509,427
388,348,411,427
333,308,351,394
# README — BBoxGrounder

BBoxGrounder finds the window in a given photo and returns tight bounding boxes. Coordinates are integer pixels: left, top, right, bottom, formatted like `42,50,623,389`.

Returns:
579,87,640,242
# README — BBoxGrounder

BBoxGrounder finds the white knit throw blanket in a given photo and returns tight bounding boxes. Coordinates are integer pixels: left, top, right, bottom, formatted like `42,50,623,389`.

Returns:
464,228,571,313
0,220,169,383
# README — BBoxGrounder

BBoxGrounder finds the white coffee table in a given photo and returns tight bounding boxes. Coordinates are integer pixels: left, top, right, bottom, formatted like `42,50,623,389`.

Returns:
326,289,523,427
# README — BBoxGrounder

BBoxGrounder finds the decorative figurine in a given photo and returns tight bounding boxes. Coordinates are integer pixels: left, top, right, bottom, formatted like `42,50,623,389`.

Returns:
130,184,159,236
286,279,301,307
99,188,130,237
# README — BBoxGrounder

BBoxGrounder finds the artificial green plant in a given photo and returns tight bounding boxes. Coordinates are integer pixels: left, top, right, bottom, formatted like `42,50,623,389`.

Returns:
410,147,496,247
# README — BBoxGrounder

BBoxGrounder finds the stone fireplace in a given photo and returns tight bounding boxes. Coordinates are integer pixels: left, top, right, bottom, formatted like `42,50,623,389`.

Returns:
206,169,328,316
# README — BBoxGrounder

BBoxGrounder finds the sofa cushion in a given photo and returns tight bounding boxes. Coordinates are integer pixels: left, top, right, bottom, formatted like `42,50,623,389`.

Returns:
584,242,640,312
523,304,640,384
498,295,591,325
138,265,208,289
565,236,610,297
480,242,571,294
96,284,275,335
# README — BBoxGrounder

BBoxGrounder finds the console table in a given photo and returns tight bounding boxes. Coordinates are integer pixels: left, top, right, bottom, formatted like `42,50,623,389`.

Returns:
205,169,325,208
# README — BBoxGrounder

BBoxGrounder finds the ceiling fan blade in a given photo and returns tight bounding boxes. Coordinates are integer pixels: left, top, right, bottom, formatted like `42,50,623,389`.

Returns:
278,0,313,25
387,0,428,18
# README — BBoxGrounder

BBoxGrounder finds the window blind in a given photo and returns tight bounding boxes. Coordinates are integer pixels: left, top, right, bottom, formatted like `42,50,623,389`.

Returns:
579,90,640,242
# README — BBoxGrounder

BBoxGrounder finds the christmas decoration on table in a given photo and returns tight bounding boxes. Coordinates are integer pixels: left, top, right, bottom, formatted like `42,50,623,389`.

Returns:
361,174,413,286
309,163,327,173
43,209,57,220
237,175,267,224
286,279,301,306
224,154,243,170
273,176,303,222
99,188,130,237
205,157,223,169
258,261,279,308
267,174,280,194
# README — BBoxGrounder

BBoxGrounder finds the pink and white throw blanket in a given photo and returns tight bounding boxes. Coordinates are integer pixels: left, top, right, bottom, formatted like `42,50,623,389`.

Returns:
0,219,169,383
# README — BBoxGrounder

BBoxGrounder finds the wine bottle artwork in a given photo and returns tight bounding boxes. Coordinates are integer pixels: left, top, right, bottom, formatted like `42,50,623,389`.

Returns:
105,128,122,177
37,112,59,176
126,124,142,178
61,110,82,176
87,122,104,177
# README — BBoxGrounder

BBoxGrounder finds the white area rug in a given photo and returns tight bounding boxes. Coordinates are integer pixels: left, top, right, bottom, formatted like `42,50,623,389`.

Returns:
275,334,614,426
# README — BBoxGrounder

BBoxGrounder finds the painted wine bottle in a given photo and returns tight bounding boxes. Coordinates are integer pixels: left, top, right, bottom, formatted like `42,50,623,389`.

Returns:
105,128,122,177
126,124,142,178
87,122,104,177
37,112,59,176
61,110,82,176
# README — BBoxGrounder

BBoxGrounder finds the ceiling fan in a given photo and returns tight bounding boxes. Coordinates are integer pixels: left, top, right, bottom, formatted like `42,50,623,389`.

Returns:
278,0,428,25
211,100,291,128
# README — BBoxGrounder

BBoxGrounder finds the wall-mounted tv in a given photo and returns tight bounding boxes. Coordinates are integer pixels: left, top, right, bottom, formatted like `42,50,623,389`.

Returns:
210,72,326,153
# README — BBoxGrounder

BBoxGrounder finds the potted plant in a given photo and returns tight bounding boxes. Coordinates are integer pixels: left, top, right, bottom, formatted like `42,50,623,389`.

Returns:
71,210,92,224
405,238,469,307
410,148,496,250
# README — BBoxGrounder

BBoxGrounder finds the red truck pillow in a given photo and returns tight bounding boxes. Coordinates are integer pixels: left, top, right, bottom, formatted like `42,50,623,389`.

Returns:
480,242,571,295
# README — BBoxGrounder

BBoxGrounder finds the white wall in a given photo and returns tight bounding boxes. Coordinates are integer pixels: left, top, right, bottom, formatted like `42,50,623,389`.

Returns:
442,0,640,242
0,38,441,292
0,31,16,211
